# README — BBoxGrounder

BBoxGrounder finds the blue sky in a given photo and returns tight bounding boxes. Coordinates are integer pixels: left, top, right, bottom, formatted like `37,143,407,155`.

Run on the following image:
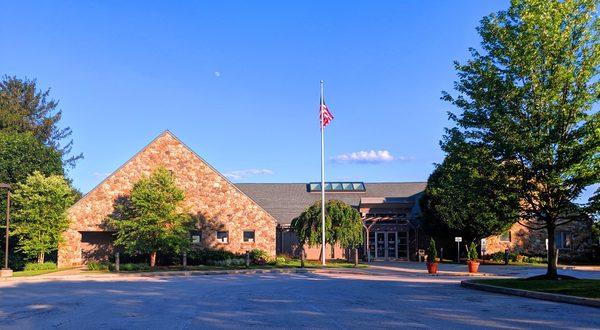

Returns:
7,1,593,199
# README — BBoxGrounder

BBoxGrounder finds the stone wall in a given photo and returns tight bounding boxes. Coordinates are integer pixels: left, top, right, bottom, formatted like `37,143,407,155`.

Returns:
485,219,593,260
58,131,277,267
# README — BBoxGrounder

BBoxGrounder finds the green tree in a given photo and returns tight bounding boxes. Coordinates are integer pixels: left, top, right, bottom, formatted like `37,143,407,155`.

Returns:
329,200,363,266
0,75,82,167
11,172,75,263
443,0,599,278
0,132,63,185
420,130,520,246
291,201,332,263
291,200,363,265
108,167,193,267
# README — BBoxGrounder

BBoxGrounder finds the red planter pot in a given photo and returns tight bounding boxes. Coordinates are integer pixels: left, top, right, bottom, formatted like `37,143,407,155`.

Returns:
468,260,480,273
426,262,438,274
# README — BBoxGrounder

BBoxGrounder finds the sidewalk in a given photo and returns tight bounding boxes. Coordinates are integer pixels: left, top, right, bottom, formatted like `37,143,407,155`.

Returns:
367,261,600,279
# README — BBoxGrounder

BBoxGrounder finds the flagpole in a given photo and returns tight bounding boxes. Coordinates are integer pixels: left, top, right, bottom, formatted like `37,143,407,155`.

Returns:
320,80,326,266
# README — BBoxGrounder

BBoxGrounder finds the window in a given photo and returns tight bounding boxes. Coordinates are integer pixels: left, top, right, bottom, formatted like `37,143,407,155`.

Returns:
243,231,255,243
216,231,229,243
190,230,202,245
499,230,511,242
308,182,366,192
555,231,572,249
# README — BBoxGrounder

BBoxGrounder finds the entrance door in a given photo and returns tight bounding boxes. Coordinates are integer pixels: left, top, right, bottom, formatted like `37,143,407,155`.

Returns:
387,232,397,260
376,232,385,259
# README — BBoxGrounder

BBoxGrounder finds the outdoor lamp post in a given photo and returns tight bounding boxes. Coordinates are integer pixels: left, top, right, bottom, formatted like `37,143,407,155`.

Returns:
0,183,12,278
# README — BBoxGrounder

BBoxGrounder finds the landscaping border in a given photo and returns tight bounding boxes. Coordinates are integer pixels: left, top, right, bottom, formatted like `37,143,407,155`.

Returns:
461,280,600,308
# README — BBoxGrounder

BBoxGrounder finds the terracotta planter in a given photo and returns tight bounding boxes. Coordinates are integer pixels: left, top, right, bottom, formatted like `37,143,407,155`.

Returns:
426,262,438,274
468,260,480,273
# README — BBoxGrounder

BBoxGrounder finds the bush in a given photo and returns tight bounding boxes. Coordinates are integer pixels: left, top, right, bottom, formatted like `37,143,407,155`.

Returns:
112,263,151,272
187,249,241,265
23,262,57,271
87,262,109,271
467,242,478,261
275,256,287,265
427,238,437,263
249,249,269,262
213,258,246,267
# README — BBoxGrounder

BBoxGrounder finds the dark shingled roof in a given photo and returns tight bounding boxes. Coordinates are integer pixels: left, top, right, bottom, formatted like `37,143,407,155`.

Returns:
235,182,427,225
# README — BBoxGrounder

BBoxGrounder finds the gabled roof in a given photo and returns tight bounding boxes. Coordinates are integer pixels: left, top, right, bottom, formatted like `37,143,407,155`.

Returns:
235,182,426,225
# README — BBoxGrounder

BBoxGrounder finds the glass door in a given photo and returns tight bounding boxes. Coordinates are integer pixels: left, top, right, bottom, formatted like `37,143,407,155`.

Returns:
397,231,408,260
387,232,397,260
368,232,376,260
376,232,385,259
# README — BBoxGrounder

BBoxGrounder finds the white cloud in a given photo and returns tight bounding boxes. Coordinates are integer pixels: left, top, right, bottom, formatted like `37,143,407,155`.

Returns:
214,71,221,77
331,150,408,164
92,172,111,179
224,168,274,180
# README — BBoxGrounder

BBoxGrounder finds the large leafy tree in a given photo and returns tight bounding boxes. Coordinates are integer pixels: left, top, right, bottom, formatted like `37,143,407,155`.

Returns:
11,172,75,263
443,0,599,278
291,201,332,261
0,75,82,167
108,167,193,267
0,132,63,185
329,200,363,266
421,130,520,246
291,200,362,265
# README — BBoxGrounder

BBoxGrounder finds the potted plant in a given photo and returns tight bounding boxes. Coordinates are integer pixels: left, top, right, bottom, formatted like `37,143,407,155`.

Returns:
426,238,438,274
467,242,480,273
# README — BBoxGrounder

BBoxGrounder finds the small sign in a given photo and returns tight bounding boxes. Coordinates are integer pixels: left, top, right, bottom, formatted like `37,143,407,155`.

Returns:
455,237,462,242
481,238,487,254
418,249,425,256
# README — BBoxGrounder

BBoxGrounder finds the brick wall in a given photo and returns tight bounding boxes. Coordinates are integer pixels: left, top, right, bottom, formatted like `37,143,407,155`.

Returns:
58,131,277,266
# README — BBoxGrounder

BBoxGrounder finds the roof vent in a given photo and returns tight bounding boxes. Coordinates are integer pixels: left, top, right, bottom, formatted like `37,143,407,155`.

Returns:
307,182,366,193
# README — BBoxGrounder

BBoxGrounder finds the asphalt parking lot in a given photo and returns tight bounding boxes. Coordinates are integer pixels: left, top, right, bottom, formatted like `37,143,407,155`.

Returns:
0,267,598,329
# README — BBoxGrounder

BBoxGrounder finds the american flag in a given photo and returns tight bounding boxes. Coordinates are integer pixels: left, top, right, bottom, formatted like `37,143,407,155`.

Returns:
320,102,334,128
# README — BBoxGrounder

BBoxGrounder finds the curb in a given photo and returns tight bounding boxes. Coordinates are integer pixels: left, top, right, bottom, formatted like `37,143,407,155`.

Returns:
1,268,316,282
461,280,600,308
130,268,315,277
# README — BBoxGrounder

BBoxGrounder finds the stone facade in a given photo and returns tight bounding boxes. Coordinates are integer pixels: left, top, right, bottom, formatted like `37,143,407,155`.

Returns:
58,131,277,267
485,219,593,260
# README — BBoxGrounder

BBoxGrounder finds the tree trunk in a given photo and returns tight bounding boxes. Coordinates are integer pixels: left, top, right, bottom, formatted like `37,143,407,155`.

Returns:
300,245,305,268
37,253,44,263
150,251,157,268
354,248,358,267
546,224,558,279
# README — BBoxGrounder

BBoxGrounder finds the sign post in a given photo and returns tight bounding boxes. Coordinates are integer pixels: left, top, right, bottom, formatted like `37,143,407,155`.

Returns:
480,238,487,264
455,237,462,263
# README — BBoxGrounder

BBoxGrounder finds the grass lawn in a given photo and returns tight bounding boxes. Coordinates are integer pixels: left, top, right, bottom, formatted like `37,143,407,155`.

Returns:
94,259,367,273
12,268,68,277
473,279,600,299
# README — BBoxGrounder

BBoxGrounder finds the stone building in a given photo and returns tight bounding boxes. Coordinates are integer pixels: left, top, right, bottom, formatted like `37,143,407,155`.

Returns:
58,131,593,266
237,182,427,260
57,131,277,267
484,219,593,260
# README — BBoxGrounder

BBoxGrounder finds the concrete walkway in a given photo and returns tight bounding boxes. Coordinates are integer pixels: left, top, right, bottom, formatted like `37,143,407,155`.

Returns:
1,268,599,329
366,261,600,279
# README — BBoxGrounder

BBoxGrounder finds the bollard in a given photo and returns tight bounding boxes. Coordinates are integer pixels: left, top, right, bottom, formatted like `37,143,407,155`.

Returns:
115,252,120,272
183,252,187,269
245,251,250,268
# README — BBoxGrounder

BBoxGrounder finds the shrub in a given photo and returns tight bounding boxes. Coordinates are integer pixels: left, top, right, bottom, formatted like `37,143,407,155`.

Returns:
275,256,287,265
249,249,269,262
187,249,241,265
467,242,478,261
23,262,57,271
116,263,151,272
87,262,109,271
427,238,437,263
213,258,246,267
